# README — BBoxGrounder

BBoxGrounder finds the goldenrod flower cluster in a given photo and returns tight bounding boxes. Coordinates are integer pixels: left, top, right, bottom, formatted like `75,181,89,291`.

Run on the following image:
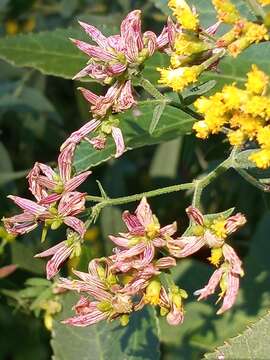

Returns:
212,0,241,24
157,2,213,91
193,65,270,169
168,0,199,31
213,0,269,57
257,0,270,6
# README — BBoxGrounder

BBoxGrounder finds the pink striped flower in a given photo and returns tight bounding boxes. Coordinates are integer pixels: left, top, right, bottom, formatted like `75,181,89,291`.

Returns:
167,206,246,258
79,80,136,118
71,10,160,82
35,238,77,280
109,197,177,270
27,156,91,204
4,191,86,237
58,259,133,326
194,243,243,314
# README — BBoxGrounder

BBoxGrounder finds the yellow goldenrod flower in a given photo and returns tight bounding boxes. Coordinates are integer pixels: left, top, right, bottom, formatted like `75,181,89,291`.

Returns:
242,95,267,118
193,120,210,139
227,129,245,146
212,0,241,24
174,33,209,56
249,149,270,169
230,113,262,140
256,126,270,147
168,0,199,31
246,64,269,95
208,247,223,267
193,65,270,169
245,22,269,43
222,85,248,110
157,65,202,92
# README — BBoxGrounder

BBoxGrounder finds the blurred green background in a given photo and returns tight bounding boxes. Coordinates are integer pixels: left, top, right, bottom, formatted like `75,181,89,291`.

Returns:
1,0,270,359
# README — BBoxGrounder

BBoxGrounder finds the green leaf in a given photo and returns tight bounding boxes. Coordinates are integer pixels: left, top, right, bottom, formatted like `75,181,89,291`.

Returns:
182,80,217,105
149,101,167,134
11,242,44,275
149,0,172,16
204,311,270,359
74,101,194,172
51,292,160,360
0,28,89,79
150,138,182,178
234,150,270,189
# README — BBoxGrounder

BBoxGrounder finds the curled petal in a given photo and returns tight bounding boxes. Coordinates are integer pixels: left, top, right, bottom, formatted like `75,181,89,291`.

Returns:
135,197,153,228
167,236,205,258
133,243,155,268
35,241,73,280
3,212,37,235
186,206,204,226
63,307,108,327
70,39,115,61
160,221,177,237
116,242,146,260
73,295,92,315
109,235,130,247
222,244,243,276
65,171,92,193
87,136,106,150
156,26,169,49
8,196,47,216
58,144,75,183
78,21,108,48
58,192,85,216
107,63,127,76
64,216,86,238
155,257,176,269
122,211,144,234
194,267,223,301
225,213,246,235
166,304,184,326
111,126,125,158
73,64,108,81
78,87,99,105
216,272,240,315
60,119,101,151
113,80,136,112
143,31,157,56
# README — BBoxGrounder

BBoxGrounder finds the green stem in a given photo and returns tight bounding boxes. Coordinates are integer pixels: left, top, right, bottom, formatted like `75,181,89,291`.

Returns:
245,0,266,20
191,148,238,208
170,101,203,120
86,182,194,206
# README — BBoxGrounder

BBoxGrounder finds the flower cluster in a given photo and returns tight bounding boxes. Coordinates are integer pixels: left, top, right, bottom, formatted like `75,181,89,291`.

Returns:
64,10,167,158
2,133,91,279
157,0,269,92
193,65,270,169
157,2,218,92
58,198,246,327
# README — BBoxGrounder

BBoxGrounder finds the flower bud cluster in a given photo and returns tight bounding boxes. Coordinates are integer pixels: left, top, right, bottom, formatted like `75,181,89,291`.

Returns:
58,198,246,328
193,65,270,169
